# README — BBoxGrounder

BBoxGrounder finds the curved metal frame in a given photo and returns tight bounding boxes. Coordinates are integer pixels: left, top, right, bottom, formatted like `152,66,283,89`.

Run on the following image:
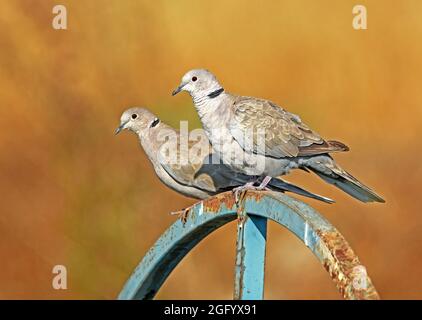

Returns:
118,191,379,300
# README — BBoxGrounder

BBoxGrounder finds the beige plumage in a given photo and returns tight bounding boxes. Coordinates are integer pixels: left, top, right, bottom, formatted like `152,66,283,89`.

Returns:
172,69,385,203
231,96,349,157
116,107,334,203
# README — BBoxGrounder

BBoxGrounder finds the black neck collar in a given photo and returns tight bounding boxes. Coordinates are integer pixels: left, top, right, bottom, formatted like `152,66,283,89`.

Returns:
207,88,224,98
150,117,160,128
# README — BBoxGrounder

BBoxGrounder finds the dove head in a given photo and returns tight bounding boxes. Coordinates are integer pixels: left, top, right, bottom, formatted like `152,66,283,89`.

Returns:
115,107,160,136
172,69,223,100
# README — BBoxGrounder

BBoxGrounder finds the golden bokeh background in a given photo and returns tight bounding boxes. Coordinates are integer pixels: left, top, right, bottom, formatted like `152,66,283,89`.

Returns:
0,0,421,299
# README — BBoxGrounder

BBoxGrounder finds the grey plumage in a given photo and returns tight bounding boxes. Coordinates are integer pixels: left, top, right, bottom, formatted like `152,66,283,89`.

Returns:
299,155,384,203
116,107,334,203
172,69,385,203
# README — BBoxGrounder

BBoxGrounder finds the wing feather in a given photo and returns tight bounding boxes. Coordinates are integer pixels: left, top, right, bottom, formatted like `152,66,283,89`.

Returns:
229,96,347,158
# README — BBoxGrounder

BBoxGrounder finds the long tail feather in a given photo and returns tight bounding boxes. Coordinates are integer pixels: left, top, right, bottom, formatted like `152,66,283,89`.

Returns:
268,177,335,204
304,156,385,203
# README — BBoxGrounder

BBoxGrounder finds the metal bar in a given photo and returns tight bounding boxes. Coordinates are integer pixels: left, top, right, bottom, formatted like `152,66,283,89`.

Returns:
118,193,238,300
234,214,267,300
118,191,380,300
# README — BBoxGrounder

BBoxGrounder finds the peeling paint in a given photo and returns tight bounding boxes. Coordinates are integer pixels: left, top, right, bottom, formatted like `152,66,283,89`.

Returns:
316,229,380,300
119,190,380,300
203,192,236,212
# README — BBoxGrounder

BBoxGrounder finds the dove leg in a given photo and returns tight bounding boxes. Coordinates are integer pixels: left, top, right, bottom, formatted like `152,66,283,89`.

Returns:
232,181,256,192
232,181,258,203
256,176,272,190
232,175,272,202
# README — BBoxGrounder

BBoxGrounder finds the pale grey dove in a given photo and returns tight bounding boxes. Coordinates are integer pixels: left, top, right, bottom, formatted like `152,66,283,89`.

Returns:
115,107,334,203
172,69,384,203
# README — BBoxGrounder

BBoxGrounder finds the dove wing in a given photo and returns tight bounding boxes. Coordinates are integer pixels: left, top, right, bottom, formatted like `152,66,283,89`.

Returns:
229,96,347,158
159,137,246,193
159,138,218,193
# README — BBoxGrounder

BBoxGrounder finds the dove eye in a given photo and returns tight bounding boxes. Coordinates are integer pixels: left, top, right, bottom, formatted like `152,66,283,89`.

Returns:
192,76,197,82
131,114,138,119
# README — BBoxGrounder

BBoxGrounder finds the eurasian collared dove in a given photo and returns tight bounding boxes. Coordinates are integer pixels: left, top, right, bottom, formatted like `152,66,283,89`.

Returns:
115,107,334,203
172,69,384,203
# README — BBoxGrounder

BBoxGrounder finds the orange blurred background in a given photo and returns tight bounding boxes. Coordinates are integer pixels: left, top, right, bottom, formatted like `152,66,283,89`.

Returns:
0,0,421,299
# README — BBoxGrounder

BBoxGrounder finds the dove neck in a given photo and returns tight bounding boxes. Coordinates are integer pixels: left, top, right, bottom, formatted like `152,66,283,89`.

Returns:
136,125,165,165
190,86,223,105
192,91,229,121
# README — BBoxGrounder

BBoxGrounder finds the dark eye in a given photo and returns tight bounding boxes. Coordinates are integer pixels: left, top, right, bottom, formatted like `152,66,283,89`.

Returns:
131,114,138,119
192,76,197,82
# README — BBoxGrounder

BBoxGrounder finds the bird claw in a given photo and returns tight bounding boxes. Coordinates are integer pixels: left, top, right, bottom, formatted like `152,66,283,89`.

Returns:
232,182,257,203
232,176,273,203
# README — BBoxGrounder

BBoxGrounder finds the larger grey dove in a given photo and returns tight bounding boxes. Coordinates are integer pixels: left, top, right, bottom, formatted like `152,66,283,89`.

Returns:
115,107,335,203
172,69,384,203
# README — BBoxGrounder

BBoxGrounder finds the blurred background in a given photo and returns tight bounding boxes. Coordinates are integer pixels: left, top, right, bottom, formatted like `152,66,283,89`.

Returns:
0,0,421,299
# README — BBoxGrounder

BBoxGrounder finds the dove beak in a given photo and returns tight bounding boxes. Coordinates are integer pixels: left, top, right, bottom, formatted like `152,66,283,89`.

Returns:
115,123,126,135
172,83,185,96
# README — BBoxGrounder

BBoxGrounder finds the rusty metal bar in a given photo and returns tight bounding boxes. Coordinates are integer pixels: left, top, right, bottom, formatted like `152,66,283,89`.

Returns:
234,213,267,300
118,191,380,300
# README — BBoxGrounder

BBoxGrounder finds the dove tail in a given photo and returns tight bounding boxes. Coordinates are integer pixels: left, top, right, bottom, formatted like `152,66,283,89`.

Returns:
303,156,385,203
268,178,335,204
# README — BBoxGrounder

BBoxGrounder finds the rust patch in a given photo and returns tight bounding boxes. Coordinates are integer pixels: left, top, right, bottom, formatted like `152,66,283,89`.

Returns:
171,206,194,225
180,208,190,225
316,229,380,300
203,191,236,213
234,216,248,299
236,190,267,218
201,190,267,214
244,190,266,203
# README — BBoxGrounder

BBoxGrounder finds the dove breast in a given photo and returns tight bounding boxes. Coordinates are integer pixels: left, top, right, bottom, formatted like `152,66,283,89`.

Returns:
197,95,300,176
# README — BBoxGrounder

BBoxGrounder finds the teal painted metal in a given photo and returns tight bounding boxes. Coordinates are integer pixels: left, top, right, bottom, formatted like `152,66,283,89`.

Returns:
117,199,236,300
118,191,380,300
234,215,267,300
